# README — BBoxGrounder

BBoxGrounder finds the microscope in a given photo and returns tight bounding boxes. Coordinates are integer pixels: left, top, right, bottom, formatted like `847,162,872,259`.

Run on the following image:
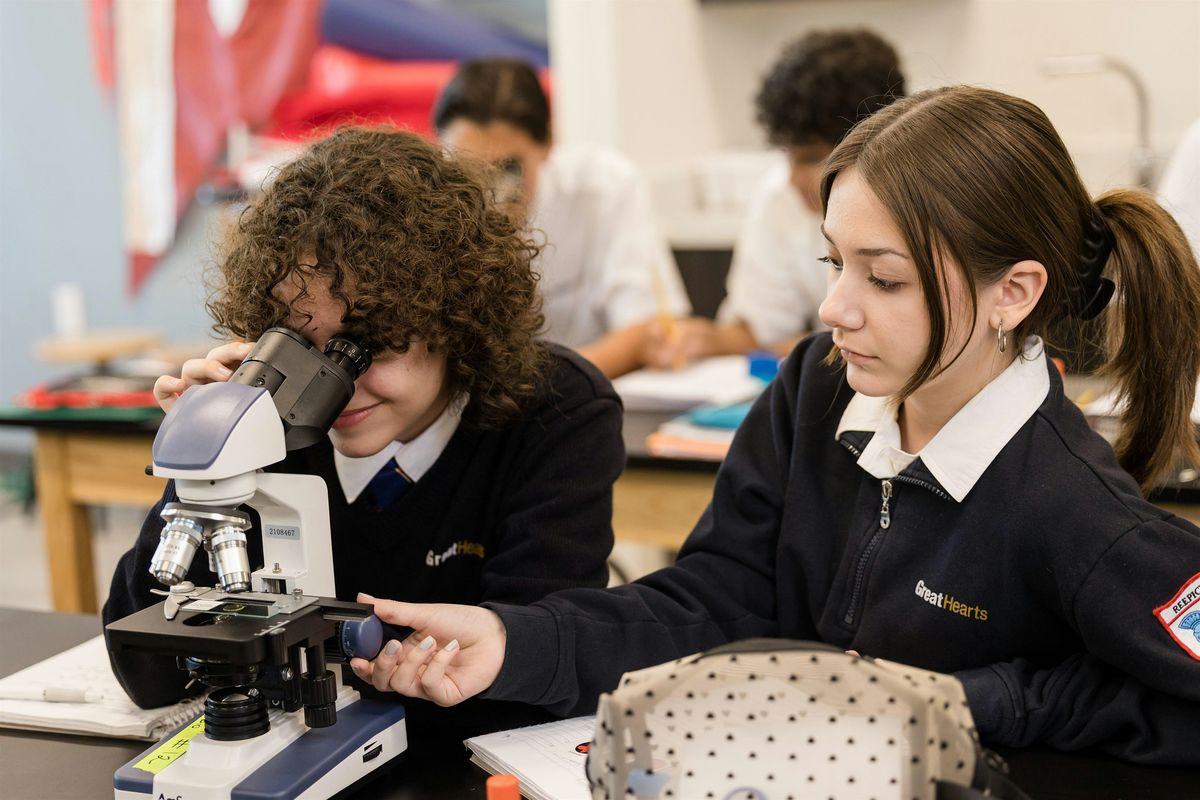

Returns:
105,328,409,800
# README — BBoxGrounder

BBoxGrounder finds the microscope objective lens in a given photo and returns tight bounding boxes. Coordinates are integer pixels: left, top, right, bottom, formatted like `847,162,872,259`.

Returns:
211,526,252,592
149,517,204,586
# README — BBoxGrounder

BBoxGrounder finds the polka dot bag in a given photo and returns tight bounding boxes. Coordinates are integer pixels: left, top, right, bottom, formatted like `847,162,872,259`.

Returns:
585,639,1029,800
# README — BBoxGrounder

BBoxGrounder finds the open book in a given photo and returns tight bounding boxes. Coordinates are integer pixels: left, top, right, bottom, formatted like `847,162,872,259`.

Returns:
465,715,596,800
0,634,206,740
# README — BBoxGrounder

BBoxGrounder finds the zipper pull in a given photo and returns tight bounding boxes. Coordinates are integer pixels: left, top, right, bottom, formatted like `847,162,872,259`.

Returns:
880,479,892,529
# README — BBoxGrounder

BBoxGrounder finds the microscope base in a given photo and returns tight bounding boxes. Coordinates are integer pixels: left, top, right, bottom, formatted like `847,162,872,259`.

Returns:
113,691,407,800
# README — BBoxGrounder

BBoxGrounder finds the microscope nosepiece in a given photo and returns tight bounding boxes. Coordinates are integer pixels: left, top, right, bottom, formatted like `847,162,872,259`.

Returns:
150,517,204,586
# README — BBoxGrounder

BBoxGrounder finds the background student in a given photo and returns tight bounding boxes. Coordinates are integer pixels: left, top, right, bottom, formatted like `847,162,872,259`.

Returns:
103,127,625,737
353,87,1200,766
434,58,692,379
645,29,906,367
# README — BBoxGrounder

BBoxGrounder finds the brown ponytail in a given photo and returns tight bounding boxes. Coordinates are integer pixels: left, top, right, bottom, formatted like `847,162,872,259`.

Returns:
1095,190,1200,492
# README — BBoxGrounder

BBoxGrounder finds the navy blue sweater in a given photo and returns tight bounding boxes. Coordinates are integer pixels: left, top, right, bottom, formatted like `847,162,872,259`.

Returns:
485,333,1200,765
103,345,623,736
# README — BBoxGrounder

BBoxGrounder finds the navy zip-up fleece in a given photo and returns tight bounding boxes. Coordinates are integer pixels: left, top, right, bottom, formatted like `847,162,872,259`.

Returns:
484,332,1200,765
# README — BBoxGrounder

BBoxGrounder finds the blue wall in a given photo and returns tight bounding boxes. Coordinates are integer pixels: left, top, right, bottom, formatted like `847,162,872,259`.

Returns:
0,0,214,450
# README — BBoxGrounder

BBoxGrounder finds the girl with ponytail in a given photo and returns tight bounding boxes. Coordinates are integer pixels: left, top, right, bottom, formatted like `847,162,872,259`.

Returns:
347,88,1200,766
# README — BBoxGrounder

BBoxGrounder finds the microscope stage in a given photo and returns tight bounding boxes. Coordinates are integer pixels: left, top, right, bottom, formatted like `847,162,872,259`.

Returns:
106,595,372,666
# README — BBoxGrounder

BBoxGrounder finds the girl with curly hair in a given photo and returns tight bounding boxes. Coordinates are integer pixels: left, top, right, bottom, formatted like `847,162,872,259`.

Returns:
103,126,625,737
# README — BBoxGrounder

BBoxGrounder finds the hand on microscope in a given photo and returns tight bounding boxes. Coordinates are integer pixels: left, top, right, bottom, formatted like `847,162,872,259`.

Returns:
153,341,255,411
348,593,507,707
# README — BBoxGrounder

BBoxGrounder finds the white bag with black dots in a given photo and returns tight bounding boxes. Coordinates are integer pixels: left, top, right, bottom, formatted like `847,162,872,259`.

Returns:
585,639,1029,800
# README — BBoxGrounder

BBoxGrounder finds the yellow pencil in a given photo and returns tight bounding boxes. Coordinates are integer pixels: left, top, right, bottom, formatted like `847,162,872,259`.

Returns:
650,265,685,370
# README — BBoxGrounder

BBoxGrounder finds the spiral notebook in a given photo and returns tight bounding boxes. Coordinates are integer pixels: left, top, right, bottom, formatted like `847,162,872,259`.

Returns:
464,715,595,800
0,634,206,741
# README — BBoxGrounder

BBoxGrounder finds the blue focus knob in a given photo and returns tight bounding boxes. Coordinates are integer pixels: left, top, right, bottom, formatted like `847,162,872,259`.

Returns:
339,615,384,660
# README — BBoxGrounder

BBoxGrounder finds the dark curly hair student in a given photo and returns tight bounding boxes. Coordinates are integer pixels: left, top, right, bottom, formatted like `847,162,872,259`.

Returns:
104,126,625,739
645,29,907,369
756,29,905,149
209,126,545,430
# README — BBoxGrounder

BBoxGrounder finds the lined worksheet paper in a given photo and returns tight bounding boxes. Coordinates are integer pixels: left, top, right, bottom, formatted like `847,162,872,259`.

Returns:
465,715,595,800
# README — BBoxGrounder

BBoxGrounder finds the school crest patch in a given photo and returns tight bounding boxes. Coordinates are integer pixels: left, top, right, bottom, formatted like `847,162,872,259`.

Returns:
1154,572,1200,661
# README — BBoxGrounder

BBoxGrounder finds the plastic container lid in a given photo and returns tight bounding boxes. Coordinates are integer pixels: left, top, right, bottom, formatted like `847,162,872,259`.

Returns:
486,774,520,800
747,350,780,383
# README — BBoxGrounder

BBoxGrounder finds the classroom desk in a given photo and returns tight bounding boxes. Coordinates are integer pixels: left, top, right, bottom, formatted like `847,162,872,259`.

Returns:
0,608,487,799
3,608,1197,800
0,408,165,614
3,405,1196,613
0,407,716,613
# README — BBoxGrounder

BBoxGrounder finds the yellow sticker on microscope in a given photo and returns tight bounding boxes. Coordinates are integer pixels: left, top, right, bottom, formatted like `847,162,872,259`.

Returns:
133,717,206,774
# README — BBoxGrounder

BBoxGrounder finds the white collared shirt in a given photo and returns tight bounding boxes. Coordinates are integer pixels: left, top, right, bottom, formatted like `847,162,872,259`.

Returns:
332,397,464,503
834,337,1050,501
529,144,691,348
717,157,830,346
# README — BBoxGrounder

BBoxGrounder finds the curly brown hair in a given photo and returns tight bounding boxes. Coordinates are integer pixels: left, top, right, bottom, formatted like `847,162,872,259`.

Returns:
757,29,905,148
208,125,547,430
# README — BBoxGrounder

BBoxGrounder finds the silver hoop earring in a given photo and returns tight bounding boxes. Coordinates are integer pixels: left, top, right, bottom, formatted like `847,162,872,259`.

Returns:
997,321,1008,354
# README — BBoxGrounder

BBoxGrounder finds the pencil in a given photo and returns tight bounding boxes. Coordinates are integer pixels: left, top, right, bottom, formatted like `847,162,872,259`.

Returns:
649,265,685,370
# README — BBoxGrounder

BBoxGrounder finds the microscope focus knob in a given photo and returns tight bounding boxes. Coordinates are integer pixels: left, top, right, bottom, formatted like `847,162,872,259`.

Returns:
338,616,384,660
302,671,338,729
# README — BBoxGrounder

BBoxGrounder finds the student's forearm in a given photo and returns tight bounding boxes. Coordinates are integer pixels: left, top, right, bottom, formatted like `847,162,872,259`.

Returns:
773,335,805,358
711,320,761,355
956,654,1200,765
577,323,651,379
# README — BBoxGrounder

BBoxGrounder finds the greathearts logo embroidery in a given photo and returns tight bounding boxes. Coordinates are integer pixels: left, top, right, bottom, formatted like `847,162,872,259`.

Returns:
914,579,989,621
425,540,485,567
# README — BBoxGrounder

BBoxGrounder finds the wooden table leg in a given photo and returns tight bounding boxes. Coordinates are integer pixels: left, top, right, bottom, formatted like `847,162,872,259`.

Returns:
613,467,715,551
33,431,98,613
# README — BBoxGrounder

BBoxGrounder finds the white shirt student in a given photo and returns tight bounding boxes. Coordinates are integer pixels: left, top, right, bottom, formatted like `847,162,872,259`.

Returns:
433,57,691,378
641,29,908,368
716,156,829,347
1159,118,1200,259
530,143,690,351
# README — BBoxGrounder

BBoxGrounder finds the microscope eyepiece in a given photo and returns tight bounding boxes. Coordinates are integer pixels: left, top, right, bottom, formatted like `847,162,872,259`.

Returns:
230,327,372,451
323,336,372,381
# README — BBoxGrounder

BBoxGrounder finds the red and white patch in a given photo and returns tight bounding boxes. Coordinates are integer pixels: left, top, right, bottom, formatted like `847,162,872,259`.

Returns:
1154,572,1200,661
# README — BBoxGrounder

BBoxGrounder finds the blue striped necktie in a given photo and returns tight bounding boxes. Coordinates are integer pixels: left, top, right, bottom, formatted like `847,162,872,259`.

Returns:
366,457,412,509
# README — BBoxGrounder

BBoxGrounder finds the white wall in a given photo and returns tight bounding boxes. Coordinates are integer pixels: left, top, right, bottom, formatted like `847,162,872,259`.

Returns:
551,0,1200,194
549,0,722,166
